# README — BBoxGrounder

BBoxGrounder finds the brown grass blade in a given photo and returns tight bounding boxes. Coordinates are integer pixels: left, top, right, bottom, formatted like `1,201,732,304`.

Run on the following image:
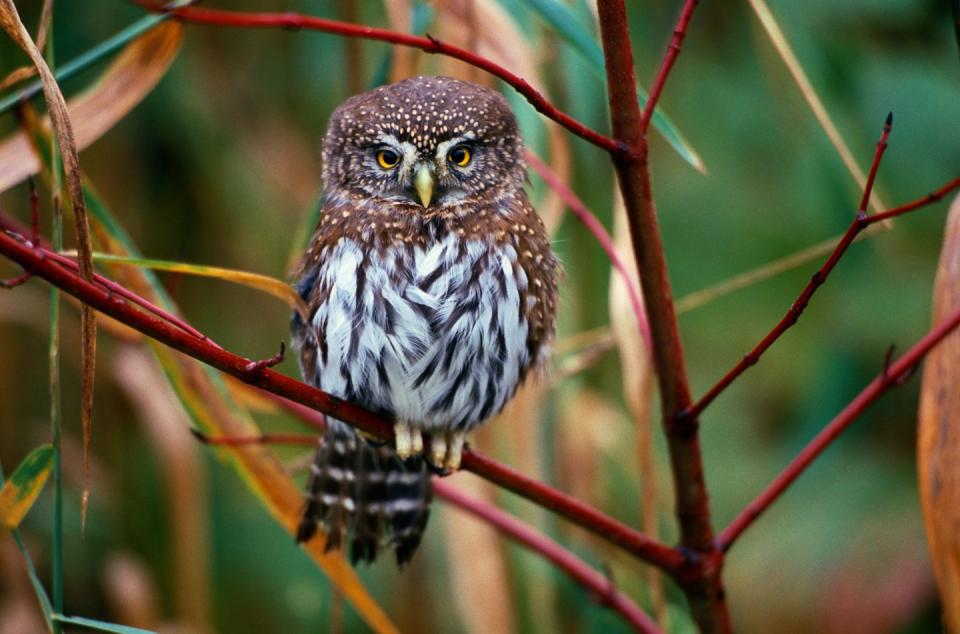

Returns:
112,348,211,630
917,193,960,630
0,0,98,528
747,0,887,215
0,20,183,192
0,65,35,91
440,477,516,634
430,0,572,229
608,191,664,623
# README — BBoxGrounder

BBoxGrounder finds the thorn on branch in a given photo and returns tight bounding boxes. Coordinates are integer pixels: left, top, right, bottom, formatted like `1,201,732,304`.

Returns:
244,341,285,375
882,345,920,386
672,408,699,437
189,427,212,444
424,33,443,53
592,562,618,606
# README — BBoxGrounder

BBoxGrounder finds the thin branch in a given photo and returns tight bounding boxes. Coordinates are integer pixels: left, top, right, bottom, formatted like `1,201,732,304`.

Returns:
858,113,892,214
684,172,960,421
0,228,686,575
596,1,728,628
717,299,960,551
525,151,651,349
139,4,625,156
0,212,220,348
639,0,699,135
436,481,662,633
191,425,659,632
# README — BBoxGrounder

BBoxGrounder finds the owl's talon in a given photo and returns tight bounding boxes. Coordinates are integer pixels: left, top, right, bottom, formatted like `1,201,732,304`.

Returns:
429,434,448,468
395,422,421,460
444,432,466,471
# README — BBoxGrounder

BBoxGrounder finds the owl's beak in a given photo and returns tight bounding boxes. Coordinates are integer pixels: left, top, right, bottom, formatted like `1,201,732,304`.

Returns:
414,165,435,208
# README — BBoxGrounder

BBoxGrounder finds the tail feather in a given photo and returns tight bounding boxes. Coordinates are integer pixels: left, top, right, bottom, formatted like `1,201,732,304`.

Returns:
297,424,432,566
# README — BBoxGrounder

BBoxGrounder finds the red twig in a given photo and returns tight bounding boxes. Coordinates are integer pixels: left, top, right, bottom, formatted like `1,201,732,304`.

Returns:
717,300,960,551
867,176,960,224
0,229,685,575
525,151,651,349
639,0,700,135
0,179,39,288
435,481,661,633
684,171,960,421
0,212,220,348
858,113,892,213
188,422,660,631
597,1,727,628
244,341,285,375
140,4,625,157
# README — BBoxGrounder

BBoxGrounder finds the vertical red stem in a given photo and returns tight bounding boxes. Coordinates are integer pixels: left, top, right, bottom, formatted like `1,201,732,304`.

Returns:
596,1,729,629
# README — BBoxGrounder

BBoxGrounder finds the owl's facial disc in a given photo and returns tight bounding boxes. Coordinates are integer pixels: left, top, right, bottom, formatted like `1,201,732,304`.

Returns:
370,133,479,209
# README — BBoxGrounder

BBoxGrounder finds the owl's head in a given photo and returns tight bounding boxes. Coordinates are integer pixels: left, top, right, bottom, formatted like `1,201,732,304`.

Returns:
322,76,525,211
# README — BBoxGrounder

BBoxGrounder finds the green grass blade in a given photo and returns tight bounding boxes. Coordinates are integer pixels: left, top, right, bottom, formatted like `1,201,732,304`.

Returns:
0,14,168,115
52,615,156,634
521,0,705,171
0,461,56,633
0,444,54,531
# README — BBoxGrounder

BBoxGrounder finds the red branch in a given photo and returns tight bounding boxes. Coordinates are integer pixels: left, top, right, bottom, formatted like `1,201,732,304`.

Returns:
141,4,624,156
525,151,651,349
717,298,960,550
191,424,660,631
685,171,960,421
0,214,218,348
597,1,728,628
639,0,700,135
0,229,685,575
435,481,661,633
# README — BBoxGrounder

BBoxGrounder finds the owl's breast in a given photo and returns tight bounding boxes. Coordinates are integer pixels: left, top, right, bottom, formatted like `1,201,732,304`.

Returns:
302,232,537,431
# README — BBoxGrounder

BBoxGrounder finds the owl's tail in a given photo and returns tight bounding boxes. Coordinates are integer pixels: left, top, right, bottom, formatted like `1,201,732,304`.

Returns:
296,424,433,566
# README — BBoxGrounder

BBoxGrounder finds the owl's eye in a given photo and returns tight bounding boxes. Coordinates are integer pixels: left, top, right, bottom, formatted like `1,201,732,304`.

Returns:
447,145,471,167
376,149,400,169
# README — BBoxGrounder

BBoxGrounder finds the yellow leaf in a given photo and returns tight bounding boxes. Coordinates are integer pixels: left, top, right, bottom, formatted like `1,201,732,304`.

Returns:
0,445,54,532
918,193,960,630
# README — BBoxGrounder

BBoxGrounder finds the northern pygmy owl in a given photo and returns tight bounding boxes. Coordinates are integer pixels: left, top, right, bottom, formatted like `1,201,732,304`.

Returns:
292,76,559,565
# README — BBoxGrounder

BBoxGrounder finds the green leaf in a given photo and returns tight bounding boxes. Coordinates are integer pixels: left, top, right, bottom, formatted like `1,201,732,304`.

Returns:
53,615,156,634
521,0,705,171
0,444,54,532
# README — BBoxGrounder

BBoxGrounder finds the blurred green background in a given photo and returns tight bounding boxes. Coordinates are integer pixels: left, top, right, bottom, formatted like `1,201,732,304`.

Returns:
1,1,958,632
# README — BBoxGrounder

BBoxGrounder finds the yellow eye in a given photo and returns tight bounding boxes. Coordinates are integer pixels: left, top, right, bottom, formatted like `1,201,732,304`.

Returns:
448,145,471,167
376,149,400,169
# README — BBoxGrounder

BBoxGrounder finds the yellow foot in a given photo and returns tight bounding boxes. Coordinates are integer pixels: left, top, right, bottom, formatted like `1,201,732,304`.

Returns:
427,431,468,472
430,434,447,468
394,421,423,460
445,431,466,471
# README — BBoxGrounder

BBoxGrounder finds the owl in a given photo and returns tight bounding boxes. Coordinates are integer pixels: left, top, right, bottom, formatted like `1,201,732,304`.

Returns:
291,76,559,565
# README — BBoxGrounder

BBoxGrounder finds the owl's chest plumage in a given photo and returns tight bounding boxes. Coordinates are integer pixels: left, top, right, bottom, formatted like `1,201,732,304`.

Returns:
299,223,537,431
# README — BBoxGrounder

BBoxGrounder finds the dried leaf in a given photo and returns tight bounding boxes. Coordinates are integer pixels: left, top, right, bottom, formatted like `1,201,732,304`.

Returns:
112,349,210,630
0,21,183,192
440,478,515,634
0,444,54,532
0,0,97,528
0,65,35,91
918,193,960,630
608,190,665,623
